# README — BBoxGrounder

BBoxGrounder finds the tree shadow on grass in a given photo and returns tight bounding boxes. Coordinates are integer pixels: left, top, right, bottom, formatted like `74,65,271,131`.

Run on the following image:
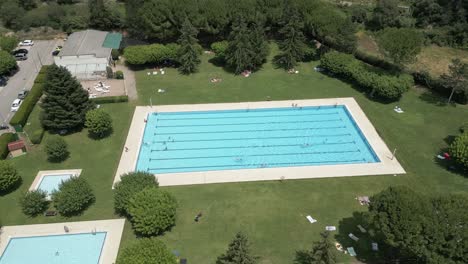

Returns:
87,128,114,141
335,212,388,264
0,177,22,196
418,91,449,107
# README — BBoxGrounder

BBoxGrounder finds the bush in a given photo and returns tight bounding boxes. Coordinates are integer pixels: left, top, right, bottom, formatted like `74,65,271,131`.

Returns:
320,51,413,101
128,188,177,236
111,49,120,60
461,122,468,133
124,43,180,65
211,41,229,61
52,177,95,216
115,70,124,79
90,96,128,104
0,161,21,193
449,132,468,170
45,136,69,162
117,238,177,264
114,171,158,215
85,109,113,138
30,128,45,144
20,190,48,217
0,133,16,160
10,67,48,127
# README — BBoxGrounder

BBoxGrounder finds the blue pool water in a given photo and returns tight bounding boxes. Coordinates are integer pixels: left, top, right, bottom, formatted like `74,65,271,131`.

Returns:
136,105,379,174
0,232,106,264
38,174,73,194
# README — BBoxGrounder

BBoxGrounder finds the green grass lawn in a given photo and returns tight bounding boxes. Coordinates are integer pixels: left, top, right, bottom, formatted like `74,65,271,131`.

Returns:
0,45,467,263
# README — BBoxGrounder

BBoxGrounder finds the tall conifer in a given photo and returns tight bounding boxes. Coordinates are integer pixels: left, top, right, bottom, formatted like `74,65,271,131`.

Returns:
178,18,201,74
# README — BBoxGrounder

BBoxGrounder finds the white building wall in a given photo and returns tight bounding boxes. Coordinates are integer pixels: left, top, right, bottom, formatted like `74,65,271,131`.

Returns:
54,55,110,80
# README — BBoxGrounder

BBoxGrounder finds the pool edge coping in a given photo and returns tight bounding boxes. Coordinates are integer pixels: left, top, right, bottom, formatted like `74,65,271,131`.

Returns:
0,219,126,264
113,98,405,187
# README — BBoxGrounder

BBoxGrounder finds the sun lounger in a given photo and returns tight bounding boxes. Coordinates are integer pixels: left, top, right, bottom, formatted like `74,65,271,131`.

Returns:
161,71,165,75
357,225,367,233
158,89,165,93
325,226,336,231
306,215,317,223
347,247,357,256
44,210,57,216
153,71,158,75
372,242,379,251
94,87,103,92
147,72,151,75
437,154,446,160
348,233,359,241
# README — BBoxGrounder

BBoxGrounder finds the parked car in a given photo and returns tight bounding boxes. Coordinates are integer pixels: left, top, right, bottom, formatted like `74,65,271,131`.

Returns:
0,76,7,86
11,99,22,112
14,53,27,61
18,90,29,99
12,49,28,55
0,123,9,130
52,50,60,56
19,40,34,46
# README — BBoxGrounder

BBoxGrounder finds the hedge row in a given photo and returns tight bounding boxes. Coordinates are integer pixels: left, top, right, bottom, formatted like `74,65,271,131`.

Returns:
123,44,180,65
30,129,45,144
0,133,16,160
90,95,129,104
320,51,414,101
9,66,49,128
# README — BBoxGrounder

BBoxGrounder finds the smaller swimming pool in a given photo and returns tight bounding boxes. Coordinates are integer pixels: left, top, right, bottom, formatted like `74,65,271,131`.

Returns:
37,174,73,194
0,232,107,264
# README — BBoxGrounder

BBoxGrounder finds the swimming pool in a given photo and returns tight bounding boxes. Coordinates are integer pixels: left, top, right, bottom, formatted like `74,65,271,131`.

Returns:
136,105,379,174
37,174,73,194
0,232,106,264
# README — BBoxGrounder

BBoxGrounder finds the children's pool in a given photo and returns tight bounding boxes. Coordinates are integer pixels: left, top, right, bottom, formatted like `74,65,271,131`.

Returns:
0,232,106,264
37,174,73,194
136,105,379,174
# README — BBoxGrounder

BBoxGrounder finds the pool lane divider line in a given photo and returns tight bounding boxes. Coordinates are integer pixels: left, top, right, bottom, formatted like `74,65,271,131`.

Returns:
153,126,348,135
156,112,340,121
152,133,352,143
154,118,344,128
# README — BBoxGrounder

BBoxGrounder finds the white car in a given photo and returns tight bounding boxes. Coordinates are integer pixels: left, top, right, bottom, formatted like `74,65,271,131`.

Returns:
10,99,22,112
19,40,34,46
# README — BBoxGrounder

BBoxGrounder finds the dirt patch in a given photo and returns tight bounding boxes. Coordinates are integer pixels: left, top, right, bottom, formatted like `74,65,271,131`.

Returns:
408,45,468,77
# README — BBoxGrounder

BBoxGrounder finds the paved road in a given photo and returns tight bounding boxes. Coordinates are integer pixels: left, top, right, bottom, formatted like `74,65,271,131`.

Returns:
0,40,59,124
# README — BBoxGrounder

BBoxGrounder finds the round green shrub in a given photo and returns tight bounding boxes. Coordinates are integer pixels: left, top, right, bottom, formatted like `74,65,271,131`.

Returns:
460,122,468,133
52,177,95,216
117,237,177,264
85,109,113,138
114,171,158,215
45,136,69,162
128,188,177,236
115,70,124,79
449,132,468,169
20,190,48,217
0,161,21,193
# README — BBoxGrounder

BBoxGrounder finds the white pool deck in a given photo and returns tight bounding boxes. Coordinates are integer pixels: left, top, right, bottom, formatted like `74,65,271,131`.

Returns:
113,98,405,187
0,219,125,264
29,169,82,192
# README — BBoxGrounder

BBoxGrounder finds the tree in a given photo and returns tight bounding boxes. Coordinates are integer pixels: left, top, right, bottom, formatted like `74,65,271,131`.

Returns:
211,41,229,62
41,64,94,131
45,136,69,162
440,59,468,104
127,187,177,236
20,190,48,217
52,177,95,216
371,0,403,29
18,0,36,10
0,36,19,52
449,132,468,170
113,171,159,215
0,161,21,193
0,50,17,76
216,232,258,264
177,18,201,74
277,1,307,70
225,17,255,74
377,27,424,66
294,231,336,264
88,0,121,30
249,21,269,67
85,109,113,138
0,0,25,29
117,238,177,264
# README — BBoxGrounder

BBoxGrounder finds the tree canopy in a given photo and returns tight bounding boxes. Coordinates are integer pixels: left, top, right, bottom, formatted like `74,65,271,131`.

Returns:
177,18,201,74
216,232,258,264
377,27,424,65
117,238,177,264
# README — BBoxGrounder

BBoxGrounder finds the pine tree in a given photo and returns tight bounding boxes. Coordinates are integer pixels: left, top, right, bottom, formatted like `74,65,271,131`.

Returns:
41,65,94,131
294,232,336,264
225,17,255,74
178,18,201,74
89,0,116,30
216,232,258,264
277,1,307,70
249,21,269,68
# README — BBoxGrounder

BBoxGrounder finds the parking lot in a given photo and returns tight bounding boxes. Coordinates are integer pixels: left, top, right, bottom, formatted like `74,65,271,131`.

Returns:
0,40,59,125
